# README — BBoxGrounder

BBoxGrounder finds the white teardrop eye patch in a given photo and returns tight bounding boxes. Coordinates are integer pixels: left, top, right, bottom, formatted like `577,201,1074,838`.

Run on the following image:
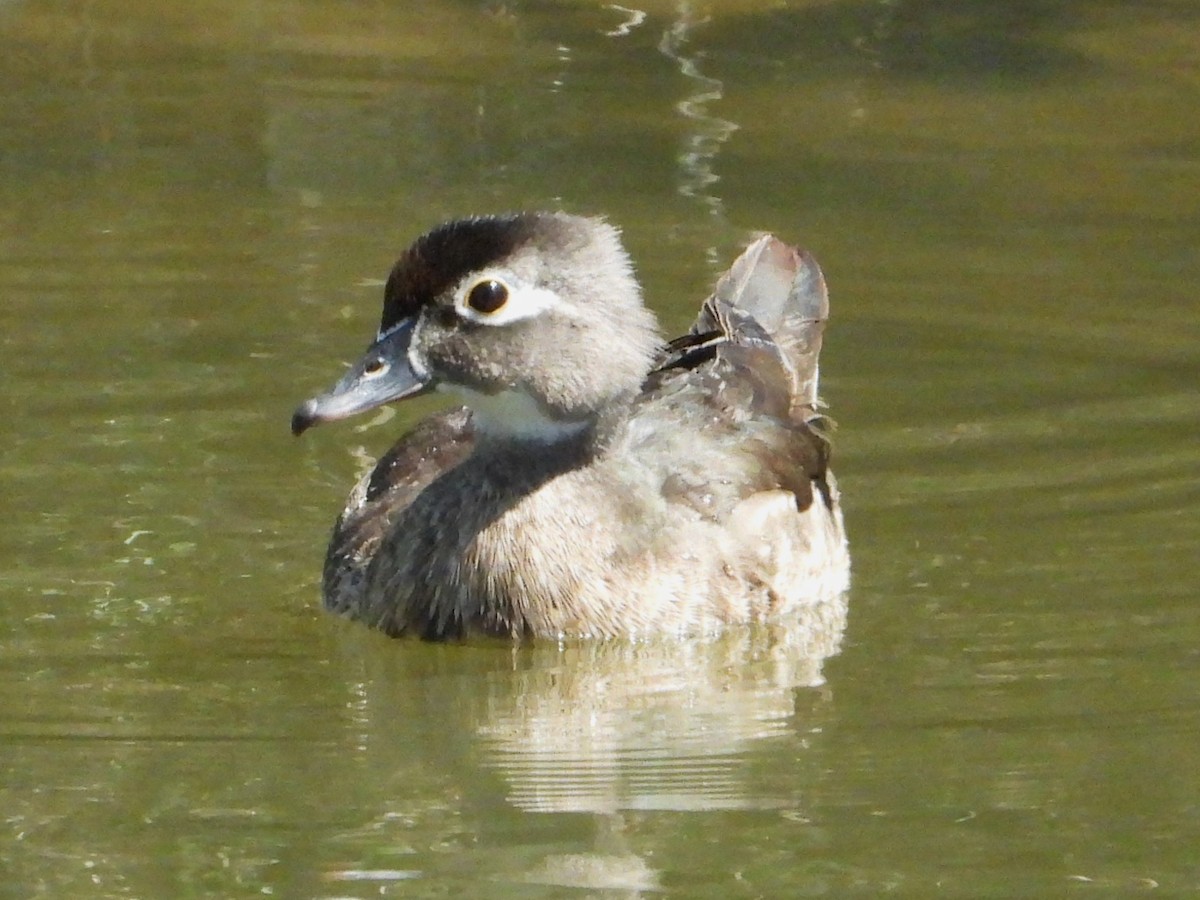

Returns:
454,272,562,325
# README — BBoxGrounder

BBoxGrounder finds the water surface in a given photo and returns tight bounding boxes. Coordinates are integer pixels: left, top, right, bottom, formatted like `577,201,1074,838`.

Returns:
2,1,1198,896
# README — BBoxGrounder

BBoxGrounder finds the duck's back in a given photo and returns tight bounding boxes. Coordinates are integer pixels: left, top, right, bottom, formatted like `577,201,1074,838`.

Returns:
592,236,848,631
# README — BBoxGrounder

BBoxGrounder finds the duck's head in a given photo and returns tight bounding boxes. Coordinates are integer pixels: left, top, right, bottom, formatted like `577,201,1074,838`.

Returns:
292,213,661,442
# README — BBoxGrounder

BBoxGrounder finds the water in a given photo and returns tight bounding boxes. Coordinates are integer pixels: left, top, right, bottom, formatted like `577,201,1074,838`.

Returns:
2,1,1198,896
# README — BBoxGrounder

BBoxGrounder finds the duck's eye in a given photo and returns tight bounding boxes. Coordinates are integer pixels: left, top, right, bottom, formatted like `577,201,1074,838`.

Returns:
466,279,509,314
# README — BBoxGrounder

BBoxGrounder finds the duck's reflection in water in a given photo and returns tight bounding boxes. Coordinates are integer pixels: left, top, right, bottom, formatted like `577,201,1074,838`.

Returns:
328,592,846,893
477,598,847,814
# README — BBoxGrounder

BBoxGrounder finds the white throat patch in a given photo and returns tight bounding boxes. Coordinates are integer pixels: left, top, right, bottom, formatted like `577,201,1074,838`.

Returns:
441,385,589,442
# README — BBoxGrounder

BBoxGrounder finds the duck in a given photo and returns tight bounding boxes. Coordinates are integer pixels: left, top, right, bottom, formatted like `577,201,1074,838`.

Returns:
292,212,849,640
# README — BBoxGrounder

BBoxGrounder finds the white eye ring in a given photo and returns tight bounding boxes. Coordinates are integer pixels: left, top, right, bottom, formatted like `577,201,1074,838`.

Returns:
454,272,561,325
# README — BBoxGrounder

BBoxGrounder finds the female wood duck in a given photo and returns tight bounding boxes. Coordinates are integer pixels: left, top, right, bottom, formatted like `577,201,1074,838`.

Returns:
292,213,849,640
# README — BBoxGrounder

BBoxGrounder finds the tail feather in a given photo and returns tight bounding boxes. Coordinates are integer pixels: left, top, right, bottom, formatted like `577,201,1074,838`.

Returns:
692,235,829,409
650,234,831,421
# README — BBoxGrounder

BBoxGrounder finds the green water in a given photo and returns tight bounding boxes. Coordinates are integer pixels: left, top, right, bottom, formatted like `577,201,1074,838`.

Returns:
2,1,1198,896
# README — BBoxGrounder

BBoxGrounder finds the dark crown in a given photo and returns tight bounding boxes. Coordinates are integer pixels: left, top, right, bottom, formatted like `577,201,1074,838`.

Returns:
378,213,547,334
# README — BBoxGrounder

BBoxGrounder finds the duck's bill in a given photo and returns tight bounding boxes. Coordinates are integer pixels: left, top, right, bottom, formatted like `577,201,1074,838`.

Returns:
291,319,432,436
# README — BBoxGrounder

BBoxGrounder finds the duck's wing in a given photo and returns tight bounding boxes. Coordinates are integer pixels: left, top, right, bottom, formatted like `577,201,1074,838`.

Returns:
643,236,835,515
652,235,829,423
322,407,475,614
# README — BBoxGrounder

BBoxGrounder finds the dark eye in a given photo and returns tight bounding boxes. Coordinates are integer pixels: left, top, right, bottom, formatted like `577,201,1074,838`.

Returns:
466,279,509,314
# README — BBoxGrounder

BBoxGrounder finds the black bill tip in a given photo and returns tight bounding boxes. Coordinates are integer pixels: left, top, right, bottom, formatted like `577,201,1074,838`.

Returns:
291,400,320,437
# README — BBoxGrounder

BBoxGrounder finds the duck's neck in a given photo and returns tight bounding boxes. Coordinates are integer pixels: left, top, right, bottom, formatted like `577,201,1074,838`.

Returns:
448,385,591,444
445,383,637,459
